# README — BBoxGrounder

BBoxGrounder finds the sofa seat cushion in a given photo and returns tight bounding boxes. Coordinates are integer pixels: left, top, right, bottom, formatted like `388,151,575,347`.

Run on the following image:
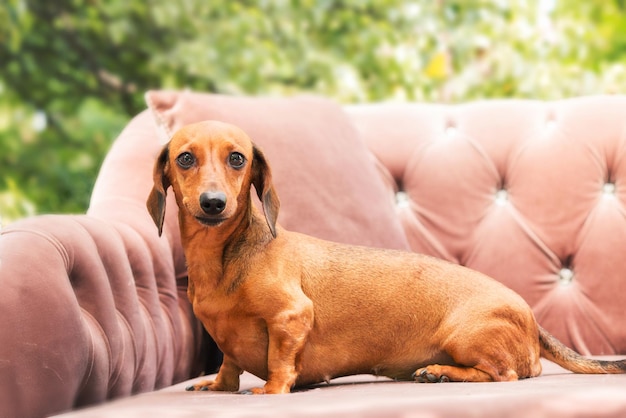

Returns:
53,358,626,418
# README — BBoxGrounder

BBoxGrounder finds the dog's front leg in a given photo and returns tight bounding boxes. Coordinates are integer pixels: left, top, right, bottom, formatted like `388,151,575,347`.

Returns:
186,355,242,392
252,302,314,394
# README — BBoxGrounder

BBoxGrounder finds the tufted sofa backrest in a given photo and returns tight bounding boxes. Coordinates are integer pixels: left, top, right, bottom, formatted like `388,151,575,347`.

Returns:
346,96,626,356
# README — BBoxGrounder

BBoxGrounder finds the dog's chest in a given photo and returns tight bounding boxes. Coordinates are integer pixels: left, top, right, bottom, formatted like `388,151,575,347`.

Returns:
194,298,271,378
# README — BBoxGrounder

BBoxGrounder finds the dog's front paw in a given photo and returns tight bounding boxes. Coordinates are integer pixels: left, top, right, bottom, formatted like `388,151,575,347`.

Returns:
239,382,292,395
239,387,267,395
413,367,450,383
240,385,291,395
185,379,238,392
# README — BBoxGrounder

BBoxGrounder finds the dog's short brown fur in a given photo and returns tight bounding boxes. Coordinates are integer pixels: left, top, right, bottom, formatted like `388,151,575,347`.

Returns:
147,120,626,394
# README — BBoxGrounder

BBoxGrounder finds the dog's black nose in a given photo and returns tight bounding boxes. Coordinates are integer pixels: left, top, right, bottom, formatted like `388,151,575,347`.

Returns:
199,191,227,215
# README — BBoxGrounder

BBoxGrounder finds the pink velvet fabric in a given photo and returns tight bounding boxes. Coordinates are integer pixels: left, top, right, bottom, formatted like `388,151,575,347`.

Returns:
53,359,626,418
2,93,626,418
346,96,626,356
0,112,211,418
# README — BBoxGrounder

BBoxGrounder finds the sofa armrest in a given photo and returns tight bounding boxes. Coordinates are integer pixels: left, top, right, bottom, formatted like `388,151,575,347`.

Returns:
0,214,210,418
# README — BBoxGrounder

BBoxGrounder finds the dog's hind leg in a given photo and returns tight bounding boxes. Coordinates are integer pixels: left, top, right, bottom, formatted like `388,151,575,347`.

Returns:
412,327,541,383
413,363,518,383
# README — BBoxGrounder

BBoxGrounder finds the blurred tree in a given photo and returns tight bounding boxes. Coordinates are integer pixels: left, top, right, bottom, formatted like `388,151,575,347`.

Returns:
1,0,626,222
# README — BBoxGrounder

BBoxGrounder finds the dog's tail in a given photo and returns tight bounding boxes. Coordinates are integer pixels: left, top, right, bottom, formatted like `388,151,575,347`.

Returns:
539,325,626,374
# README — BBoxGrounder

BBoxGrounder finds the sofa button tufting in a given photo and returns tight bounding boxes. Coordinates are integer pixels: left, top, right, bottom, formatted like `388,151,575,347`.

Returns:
603,182,616,197
558,268,574,286
395,191,411,208
495,189,508,206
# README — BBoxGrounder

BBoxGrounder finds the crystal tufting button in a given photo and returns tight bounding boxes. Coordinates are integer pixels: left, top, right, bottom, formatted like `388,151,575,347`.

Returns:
396,191,410,208
445,125,457,137
558,268,574,286
495,189,508,206
603,182,616,196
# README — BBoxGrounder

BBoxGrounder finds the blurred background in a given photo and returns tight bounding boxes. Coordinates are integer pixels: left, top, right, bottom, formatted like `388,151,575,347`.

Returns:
1,0,626,223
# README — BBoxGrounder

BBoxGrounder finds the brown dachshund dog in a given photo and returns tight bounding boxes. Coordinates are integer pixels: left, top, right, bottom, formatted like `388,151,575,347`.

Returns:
147,120,626,394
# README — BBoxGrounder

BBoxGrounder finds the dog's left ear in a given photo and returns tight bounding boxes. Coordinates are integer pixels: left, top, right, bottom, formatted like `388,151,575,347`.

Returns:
146,144,171,237
252,144,280,238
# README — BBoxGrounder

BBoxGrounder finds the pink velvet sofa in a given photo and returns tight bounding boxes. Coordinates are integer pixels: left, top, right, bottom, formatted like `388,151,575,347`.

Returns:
1,91,625,418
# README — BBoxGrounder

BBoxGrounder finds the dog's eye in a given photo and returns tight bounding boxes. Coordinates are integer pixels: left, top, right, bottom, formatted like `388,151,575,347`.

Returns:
228,152,246,169
176,152,195,169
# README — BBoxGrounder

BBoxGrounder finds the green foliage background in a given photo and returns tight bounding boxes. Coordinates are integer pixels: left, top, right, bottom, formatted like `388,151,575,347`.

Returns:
2,0,626,223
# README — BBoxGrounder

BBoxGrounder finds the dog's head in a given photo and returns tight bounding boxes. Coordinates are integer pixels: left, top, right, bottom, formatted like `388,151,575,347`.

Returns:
146,120,280,238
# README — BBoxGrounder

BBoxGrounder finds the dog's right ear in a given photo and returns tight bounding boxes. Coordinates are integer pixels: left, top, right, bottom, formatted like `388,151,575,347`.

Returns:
146,144,170,237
